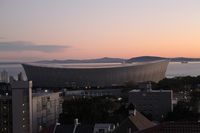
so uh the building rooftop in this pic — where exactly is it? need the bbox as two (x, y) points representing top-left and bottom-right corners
(11, 81), (32, 89)
(94, 123), (115, 129)
(128, 111), (156, 130)
(41, 124), (94, 133)
(136, 121), (200, 133)
(130, 89), (172, 93)
(32, 91), (62, 97)
(113, 111), (155, 133)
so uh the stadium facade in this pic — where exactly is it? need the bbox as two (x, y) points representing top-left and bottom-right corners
(22, 60), (169, 88)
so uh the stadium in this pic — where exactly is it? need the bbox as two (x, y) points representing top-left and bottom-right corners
(22, 60), (169, 88)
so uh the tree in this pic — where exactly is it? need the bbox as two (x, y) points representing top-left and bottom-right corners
(59, 96), (123, 124)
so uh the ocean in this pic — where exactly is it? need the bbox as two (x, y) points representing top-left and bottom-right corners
(166, 62), (200, 78)
(0, 62), (200, 79)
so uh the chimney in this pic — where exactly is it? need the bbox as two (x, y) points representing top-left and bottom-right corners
(128, 103), (136, 116)
(74, 118), (79, 126)
(129, 108), (136, 116)
(73, 118), (80, 133)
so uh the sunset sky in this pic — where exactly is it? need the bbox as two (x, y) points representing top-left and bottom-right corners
(0, 0), (200, 61)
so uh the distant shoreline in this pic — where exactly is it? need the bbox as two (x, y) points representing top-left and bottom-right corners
(0, 62), (22, 65)
(1, 61), (200, 65)
(1, 56), (200, 65)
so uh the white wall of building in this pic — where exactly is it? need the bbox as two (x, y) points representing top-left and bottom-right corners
(32, 92), (63, 133)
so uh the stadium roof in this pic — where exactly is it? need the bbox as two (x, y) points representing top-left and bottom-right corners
(22, 60), (166, 69)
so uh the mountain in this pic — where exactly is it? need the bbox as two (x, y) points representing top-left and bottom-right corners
(127, 56), (200, 63)
(35, 56), (200, 64)
(1, 56), (200, 64)
(170, 57), (200, 62)
(35, 57), (126, 64)
(126, 56), (168, 63)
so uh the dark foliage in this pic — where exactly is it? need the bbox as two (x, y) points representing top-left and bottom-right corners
(154, 76), (200, 92)
(59, 97), (128, 124)
(164, 101), (199, 121)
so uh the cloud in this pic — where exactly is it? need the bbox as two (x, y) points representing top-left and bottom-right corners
(0, 41), (69, 52)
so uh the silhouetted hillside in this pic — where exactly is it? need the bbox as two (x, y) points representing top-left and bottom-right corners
(126, 56), (167, 63)
(35, 57), (126, 64)
(1, 56), (200, 64)
(127, 56), (200, 63)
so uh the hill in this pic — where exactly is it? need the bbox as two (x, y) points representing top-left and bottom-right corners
(35, 57), (126, 64)
(126, 56), (167, 63)
(1, 56), (200, 64)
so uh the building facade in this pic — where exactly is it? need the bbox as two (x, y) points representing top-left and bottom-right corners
(0, 83), (12, 133)
(1, 70), (9, 83)
(65, 89), (122, 98)
(32, 92), (63, 133)
(0, 81), (63, 133)
(129, 89), (173, 121)
(11, 81), (33, 133)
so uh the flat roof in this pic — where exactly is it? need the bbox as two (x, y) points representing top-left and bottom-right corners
(32, 91), (62, 97)
(130, 89), (172, 93)
(22, 60), (167, 69)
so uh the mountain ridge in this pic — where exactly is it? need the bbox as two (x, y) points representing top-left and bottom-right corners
(1, 56), (200, 64)
(34, 56), (200, 63)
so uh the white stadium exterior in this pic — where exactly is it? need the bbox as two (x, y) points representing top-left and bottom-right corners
(22, 60), (169, 88)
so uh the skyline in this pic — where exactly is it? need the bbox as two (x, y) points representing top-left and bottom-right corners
(1, 0), (200, 61)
